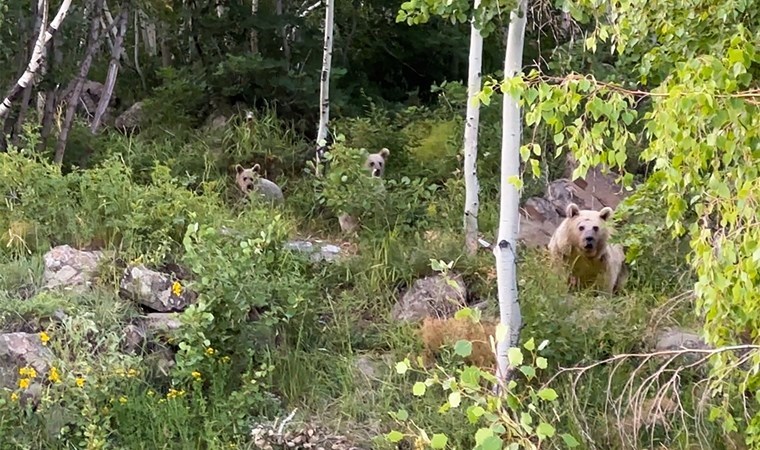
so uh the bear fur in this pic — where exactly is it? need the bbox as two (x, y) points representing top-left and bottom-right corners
(364, 148), (390, 177)
(419, 316), (497, 369)
(234, 164), (284, 205)
(547, 203), (627, 294)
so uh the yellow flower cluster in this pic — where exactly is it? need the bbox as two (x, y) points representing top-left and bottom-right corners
(39, 331), (50, 346)
(17, 366), (37, 389)
(171, 281), (182, 296)
(76, 377), (86, 388)
(191, 371), (202, 381)
(48, 367), (61, 383)
(166, 388), (186, 399)
(205, 347), (215, 356)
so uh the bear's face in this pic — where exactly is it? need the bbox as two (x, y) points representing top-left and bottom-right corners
(364, 148), (390, 177)
(565, 203), (613, 257)
(235, 164), (261, 194)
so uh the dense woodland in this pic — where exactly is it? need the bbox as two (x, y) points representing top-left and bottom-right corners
(0, 0), (759, 448)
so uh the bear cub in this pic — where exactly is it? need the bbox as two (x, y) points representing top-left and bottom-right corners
(235, 164), (284, 205)
(364, 148), (390, 177)
(548, 203), (627, 294)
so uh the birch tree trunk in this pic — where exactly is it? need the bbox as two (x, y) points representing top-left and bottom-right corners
(463, 0), (483, 256)
(91, 3), (129, 134)
(54, 0), (105, 164)
(250, 0), (260, 54)
(494, 0), (528, 385)
(0, 0), (72, 121)
(12, 0), (44, 147)
(315, 0), (334, 177)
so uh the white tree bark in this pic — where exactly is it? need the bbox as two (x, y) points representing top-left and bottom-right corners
(250, 0), (260, 54)
(315, 0), (334, 177)
(463, 0), (483, 256)
(91, 4), (129, 134)
(0, 0), (72, 120)
(494, 0), (528, 385)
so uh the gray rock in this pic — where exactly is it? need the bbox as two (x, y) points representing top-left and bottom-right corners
(285, 239), (345, 263)
(42, 245), (103, 292)
(654, 328), (712, 365)
(119, 265), (196, 312)
(391, 273), (468, 322)
(0, 332), (54, 390)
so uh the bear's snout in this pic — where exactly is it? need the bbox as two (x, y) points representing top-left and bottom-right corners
(371, 169), (380, 177)
(246, 183), (254, 191)
(583, 236), (595, 250)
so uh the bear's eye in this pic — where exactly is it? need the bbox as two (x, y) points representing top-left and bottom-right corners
(579, 225), (585, 231)
(593, 226), (599, 232)
(378, 162), (383, 167)
(369, 161), (375, 167)
(243, 177), (250, 182)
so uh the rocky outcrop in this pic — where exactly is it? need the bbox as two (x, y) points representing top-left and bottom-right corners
(42, 245), (103, 293)
(391, 273), (467, 322)
(119, 265), (197, 312)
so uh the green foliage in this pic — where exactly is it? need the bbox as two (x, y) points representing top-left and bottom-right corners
(388, 308), (575, 450)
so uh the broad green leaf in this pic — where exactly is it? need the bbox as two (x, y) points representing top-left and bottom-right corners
(396, 409), (409, 421)
(537, 387), (558, 401)
(395, 361), (408, 374)
(537, 422), (556, 439)
(454, 340), (473, 357)
(431, 434), (448, 449)
(523, 337), (535, 351)
(536, 357), (548, 369)
(561, 433), (580, 448)
(507, 347), (523, 366)
(413, 382), (426, 396)
(480, 436), (502, 450)
(474, 428), (494, 445)
(519, 365), (535, 379)
(386, 431), (404, 443)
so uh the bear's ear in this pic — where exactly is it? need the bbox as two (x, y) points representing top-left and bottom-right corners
(252, 164), (261, 173)
(379, 148), (390, 159)
(599, 207), (613, 221)
(566, 203), (580, 218)
(235, 164), (244, 174)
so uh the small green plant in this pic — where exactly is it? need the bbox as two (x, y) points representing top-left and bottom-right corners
(387, 315), (579, 450)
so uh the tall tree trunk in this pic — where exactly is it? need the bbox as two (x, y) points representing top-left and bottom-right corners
(54, 0), (105, 165)
(315, 0), (334, 177)
(91, 3), (129, 134)
(463, 0), (483, 256)
(12, 0), (44, 147)
(494, 0), (528, 386)
(0, 0), (72, 121)
(38, 35), (63, 152)
(250, 0), (259, 54)
(276, 0), (290, 68)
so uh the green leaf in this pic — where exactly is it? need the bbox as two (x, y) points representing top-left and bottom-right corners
(448, 391), (462, 408)
(523, 337), (535, 351)
(536, 357), (548, 369)
(386, 431), (404, 443)
(395, 361), (408, 374)
(480, 436), (502, 450)
(561, 433), (580, 448)
(537, 388), (558, 401)
(474, 428), (494, 445)
(431, 434), (448, 449)
(507, 347), (523, 367)
(454, 340), (473, 357)
(537, 423), (556, 439)
(396, 409), (409, 421)
(519, 365), (535, 379)
(413, 382), (426, 396)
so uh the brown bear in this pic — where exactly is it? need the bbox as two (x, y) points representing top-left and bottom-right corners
(364, 148), (390, 177)
(547, 203), (627, 294)
(234, 164), (284, 204)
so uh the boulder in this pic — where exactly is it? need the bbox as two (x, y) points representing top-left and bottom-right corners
(0, 332), (54, 390)
(115, 101), (144, 132)
(42, 245), (103, 293)
(391, 273), (467, 322)
(119, 265), (196, 312)
(285, 239), (345, 263)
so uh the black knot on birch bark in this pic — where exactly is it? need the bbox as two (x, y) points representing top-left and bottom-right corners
(498, 240), (509, 249)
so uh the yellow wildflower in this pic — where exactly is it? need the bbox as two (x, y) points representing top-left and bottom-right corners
(18, 378), (30, 389)
(39, 331), (50, 346)
(48, 367), (61, 383)
(18, 367), (37, 378)
(118, 396), (128, 404)
(167, 388), (186, 399)
(75, 377), (86, 388)
(191, 371), (202, 381)
(147, 390), (156, 397)
(205, 347), (215, 356)
(220, 356), (231, 364)
(127, 368), (139, 378)
(10, 392), (19, 402)
(171, 281), (182, 296)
